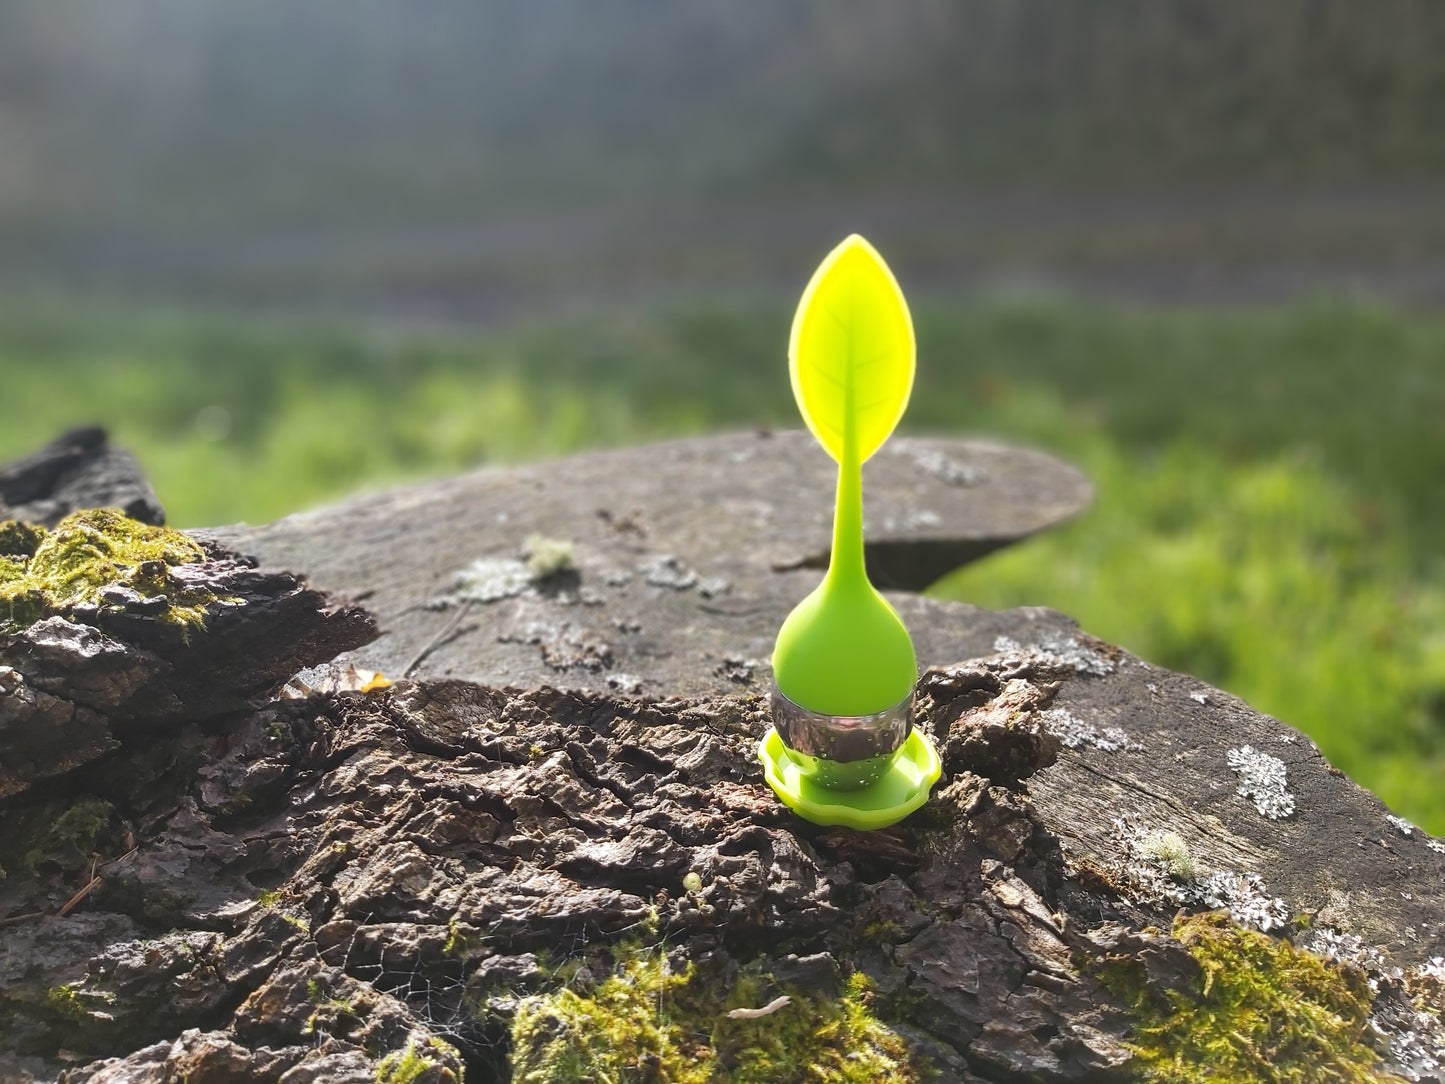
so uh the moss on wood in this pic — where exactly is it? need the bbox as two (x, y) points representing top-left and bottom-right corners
(0, 508), (223, 634)
(510, 946), (919, 1083)
(374, 1037), (461, 1084)
(1098, 911), (1395, 1083)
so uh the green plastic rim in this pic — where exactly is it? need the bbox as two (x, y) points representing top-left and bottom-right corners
(757, 726), (942, 830)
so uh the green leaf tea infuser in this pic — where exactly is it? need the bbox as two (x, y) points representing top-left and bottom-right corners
(758, 234), (942, 830)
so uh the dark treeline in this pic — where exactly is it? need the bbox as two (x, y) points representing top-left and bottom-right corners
(1, 0), (1442, 234)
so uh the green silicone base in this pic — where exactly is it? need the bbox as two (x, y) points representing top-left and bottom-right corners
(757, 727), (941, 830)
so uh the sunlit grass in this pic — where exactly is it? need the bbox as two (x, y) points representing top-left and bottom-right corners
(933, 388), (1445, 827)
(0, 296), (1440, 829)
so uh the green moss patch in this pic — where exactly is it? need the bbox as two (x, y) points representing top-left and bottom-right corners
(45, 980), (116, 1033)
(374, 1037), (461, 1084)
(23, 798), (116, 870)
(0, 508), (221, 634)
(0, 520), (46, 558)
(510, 948), (919, 1083)
(1100, 911), (1394, 1083)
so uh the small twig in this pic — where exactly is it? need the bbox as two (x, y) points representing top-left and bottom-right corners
(0, 846), (139, 928)
(726, 995), (792, 1019)
(57, 876), (102, 917)
(0, 911), (46, 928)
(100, 846), (138, 870)
(404, 598), (475, 678)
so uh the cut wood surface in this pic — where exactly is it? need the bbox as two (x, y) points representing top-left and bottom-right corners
(205, 430), (1093, 697)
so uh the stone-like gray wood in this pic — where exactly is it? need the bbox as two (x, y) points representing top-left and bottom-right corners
(204, 430), (1091, 698)
(0, 428), (165, 528)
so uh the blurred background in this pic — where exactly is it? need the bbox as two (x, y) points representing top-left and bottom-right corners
(1, 1), (1441, 828)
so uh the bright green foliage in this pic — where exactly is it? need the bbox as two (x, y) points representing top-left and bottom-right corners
(0, 508), (220, 634)
(774, 236), (918, 716)
(442, 919), (480, 958)
(511, 952), (711, 1084)
(1100, 912), (1390, 1083)
(510, 950), (918, 1083)
(713, 972), (917, 1083)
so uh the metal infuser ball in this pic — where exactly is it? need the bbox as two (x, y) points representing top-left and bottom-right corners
(769, 681), (913, 790)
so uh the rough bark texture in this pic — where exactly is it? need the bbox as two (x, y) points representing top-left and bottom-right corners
(1, 431), (1441, 1083)
(0, 429), (165, 529)
(0, 542), (378, 802)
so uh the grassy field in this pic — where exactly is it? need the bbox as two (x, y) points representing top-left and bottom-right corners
(0, 298), (1440, 830)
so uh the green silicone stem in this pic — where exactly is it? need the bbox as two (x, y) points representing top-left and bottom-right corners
(827, 449), (866, 594)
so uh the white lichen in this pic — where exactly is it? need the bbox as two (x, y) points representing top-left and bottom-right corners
(904, 508), (942, 529)
(1299, 938), (1445, 1081)
(1305, 928), (1389, 971)
(1042, 708), (1135, 752)
(1105, 816), (1289, 932)
(880, 508), (944, 531)
(715, 655), (759, 684)
(433, 540), (581, 608)
(892, 441), (989, 487)
(638, 554), (698, 590)
(450, 557), (534, 603)
(1382, 1023), (1445, 1084)
(1188, 690), (1210, 705)
(1428, 839), (1445, 855)
(1226, 744), (1296, 819)
(1196, 870), (1291, 932)
(1386, 814), (1416, 837)
(697, 576), (731, 598)
(1370, 972), (1445, 1083)
(994, 631), (1116, 676)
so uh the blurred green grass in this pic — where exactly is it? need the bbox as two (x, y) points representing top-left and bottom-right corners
(0, 297), (1440, 830)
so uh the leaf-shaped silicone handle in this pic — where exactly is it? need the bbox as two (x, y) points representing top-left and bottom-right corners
(789, 234), (915, 466)
(772, 235), (918, 717)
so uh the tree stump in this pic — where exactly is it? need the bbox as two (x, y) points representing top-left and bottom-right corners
(1, 431), (1441, 1083)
